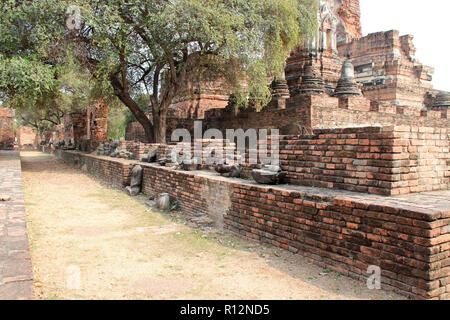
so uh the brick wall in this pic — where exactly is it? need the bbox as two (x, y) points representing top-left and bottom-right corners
(142, 166), (232, 228)
(227, 184), (450, 300)
(0, 107), (15, 150)
(204, 95), (449, 133)
(205, 101), (313, 134)
(125, 122), (149, 142)
(126, 94), (449, 144)
(133, 125), (449, 196)
(54, 149), (450, 300)
(117, 141), (158, 160)
(18, 126), (38, 149)
(338, 30), (434, 109)
(207, 126), (449, 196)
(56, 150), (134, 187)
(311, 99), (448, 129)
(274, 126), (449, 196)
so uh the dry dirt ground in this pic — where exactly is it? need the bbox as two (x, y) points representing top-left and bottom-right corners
(20, 151), (404, 300)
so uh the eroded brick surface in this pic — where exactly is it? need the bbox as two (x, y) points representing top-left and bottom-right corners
(0, 151), (34, 300)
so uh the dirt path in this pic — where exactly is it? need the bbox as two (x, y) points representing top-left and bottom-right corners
(20, 151), (403, 300)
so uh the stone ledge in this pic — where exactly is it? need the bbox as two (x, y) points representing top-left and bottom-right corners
(0, 151), (35, 300)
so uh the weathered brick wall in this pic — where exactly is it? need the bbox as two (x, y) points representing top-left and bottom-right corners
(126, 94), (448, 144)
(142, 166), (232, 228)
(18, 126), (38, 149)
(275, 126), (449, 196)
(0, 107), (15, 150)
(338, 30), (434, 109)
(204, 95), (449, 133)
(70, 99), (108, 144)
(56, 150), (134, 187)
(125, 122), (149, 142)
(214, 126), (449, 196)
(338, 0), (362, 40)
(128, 125), (449, 196)
(117, 141), (157, 161)
(204, 101), (313, 134)
(227, 184), (450, 300)
(54, 149), (450, 300)
(312, 100), (448, 129)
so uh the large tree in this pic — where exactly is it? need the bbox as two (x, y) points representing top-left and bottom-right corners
(9, 52), (98, 133)
(70, 0), (318, 143)
(0, 0), (318, 143)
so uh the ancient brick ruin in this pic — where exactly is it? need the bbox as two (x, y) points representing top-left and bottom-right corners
(39, 99), (109, 152)
(0, 107), (15, 150)
(125, 1), (448, 143)
(41, 0), (450, 300)
(17, 126), (39, 150)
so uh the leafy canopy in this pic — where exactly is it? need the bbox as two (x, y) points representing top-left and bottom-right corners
(78, 0), (318, 108)
(0, 0), (318, 141)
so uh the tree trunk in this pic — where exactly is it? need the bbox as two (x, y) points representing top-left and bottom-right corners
(110, 74), (155, 143)
(152, 108), (168, 144)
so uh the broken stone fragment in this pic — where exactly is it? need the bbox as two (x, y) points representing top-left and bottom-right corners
(126, 165), (143, 196)
(147, 150), (157, 163)
(156, 193), (170, 211)
(141, 149), (157, 163)
(181, 159), (199, 171)
(215, 164), (242, 178)
(145, 200), (156, 207)
(251, 165), (287, 185)
(126, 186), (140, 197)
(157, 157), (169, 166)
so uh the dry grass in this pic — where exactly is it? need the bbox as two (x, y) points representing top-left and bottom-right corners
(21, 151), (405, 300)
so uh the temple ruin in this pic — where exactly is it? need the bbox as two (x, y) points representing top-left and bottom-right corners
(121, 0), (447, 141)
(37, 0), (450, 300)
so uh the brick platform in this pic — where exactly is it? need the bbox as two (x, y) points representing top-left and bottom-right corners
(0, 151), (34, 300)
(55, 150), (450, 300)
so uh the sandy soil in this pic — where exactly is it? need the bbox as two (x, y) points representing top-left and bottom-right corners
(20, 151), (404, 300)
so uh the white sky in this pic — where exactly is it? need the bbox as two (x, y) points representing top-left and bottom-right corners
(360, 0), (449, 91)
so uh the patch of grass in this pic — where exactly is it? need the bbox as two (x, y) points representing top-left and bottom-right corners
(322, 268), (331, 274)
(216, 251), (229, 262)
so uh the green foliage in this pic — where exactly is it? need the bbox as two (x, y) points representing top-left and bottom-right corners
(0, 0), (68, 99)
(107, 99), (127, 140)
(124, 94), (152, 125)
(0, 0), (318, 141)
(0, 55), (57, 105)
(8, 50), (100, 132)
(80, 0), (317, 109)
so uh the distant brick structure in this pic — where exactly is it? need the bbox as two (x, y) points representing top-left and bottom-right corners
(126, 0), (448, 143)
(0, 107), (15, 150)
(71, 100), (108, 143)
(18, 126), (39, 150)
(339, 30), (435, 109)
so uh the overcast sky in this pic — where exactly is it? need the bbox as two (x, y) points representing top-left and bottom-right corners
(360, 0), (449, 91)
